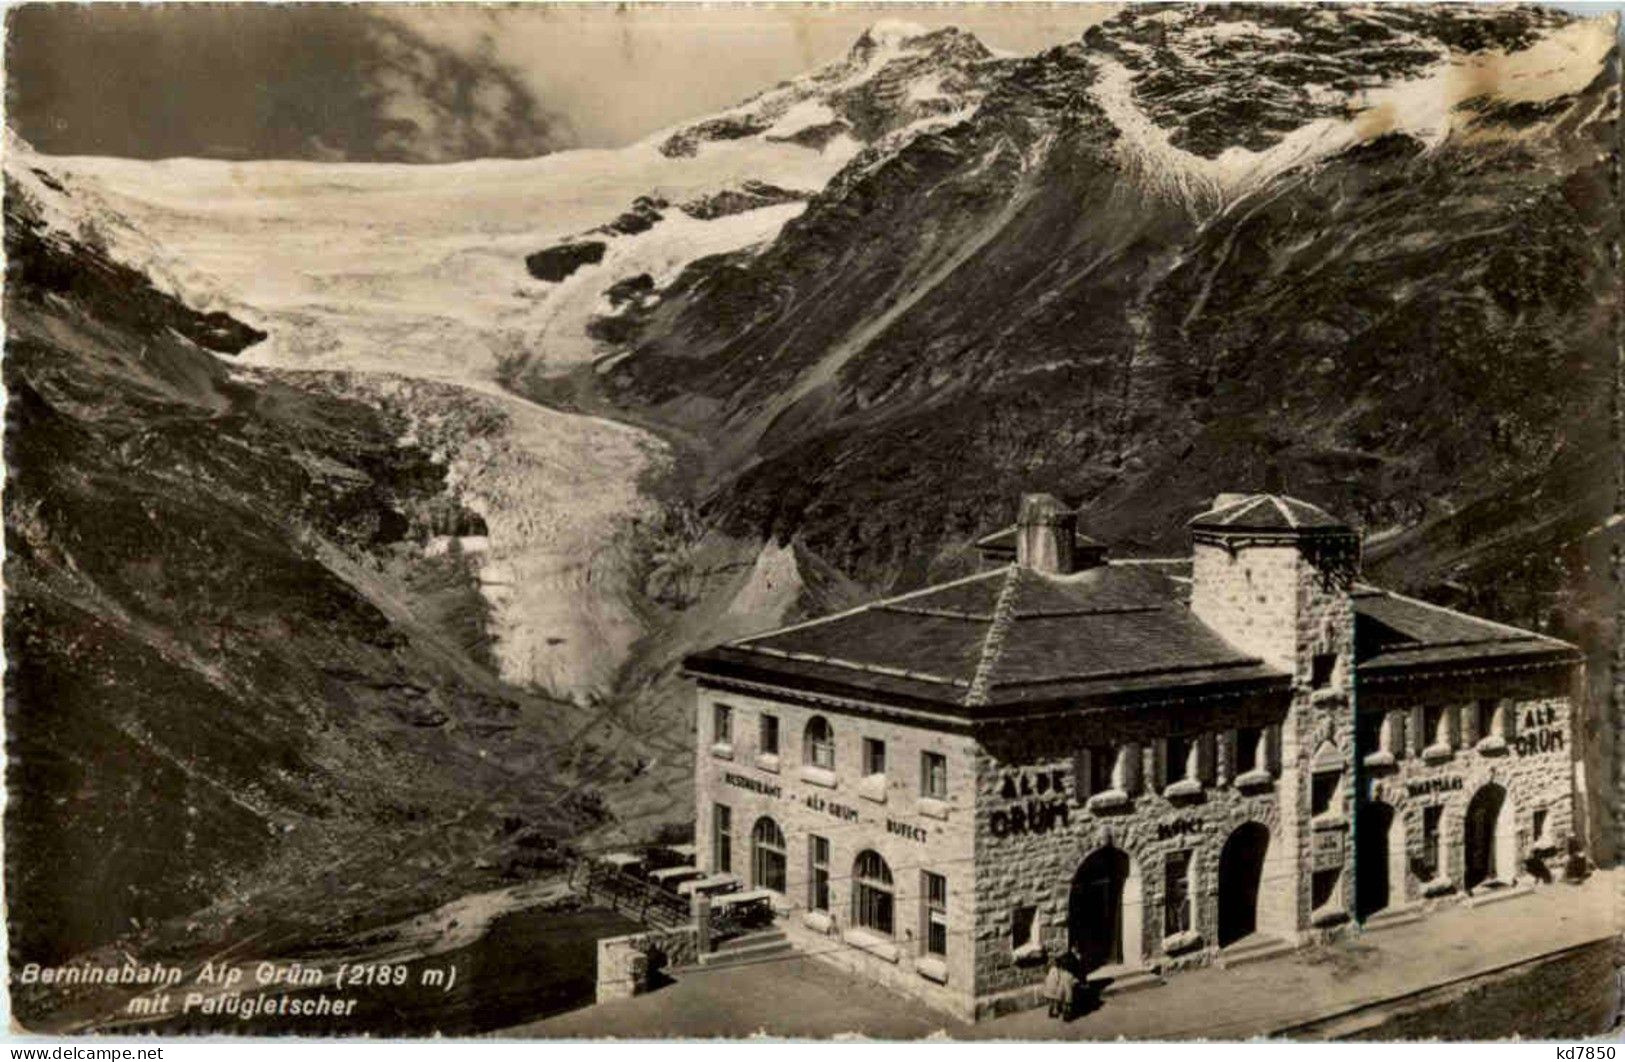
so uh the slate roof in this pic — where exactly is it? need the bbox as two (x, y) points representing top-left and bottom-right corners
(686, 564), (1286, 717)
(684, 557), (1580, 721)
(1189, 493), (1351, 534)
(1352, 587), (1579, 676)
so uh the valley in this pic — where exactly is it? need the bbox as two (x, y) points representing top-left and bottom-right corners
(5, 4), (1618, 1034)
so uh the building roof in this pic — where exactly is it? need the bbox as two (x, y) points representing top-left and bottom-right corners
(684, 559), (1580, 722)
(1188, 493), (1351, 534)
(1351, 587), (1579, 676)
(687, 564), (1285, 718)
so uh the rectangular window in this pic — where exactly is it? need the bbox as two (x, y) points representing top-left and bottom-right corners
(808, 834), (830, 912)
(863, 737), (887, 776)
(922, 871), (948, 958)
(713, 803), (732, 874)
(1165, 735), (1191, 785)
(1311, 771), (1340, 818)
(759, 713), (779, 756)
(713, 703), (733, 746)
(1235, 727), (1262, 776)
(1084, 745), (1115, 797)
(1533, 808), (1550, 844)
(1312, 868), (1340, 910)
(1311, 652), (1337, 689)
(1164, 851), (1192, 936)
(1420, 805), (1443, 879)
(921, 751), (948, 800)
(1011, 905), (1037, 951)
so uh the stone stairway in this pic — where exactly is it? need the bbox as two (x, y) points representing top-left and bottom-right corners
(678, 927), (795, 972)
(1086, 963), (1165, 996)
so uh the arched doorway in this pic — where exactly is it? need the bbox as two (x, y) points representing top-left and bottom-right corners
(1356, 803), (1395, 920)
(1464, 783), (1511, 890)
(1218, 823), (1269, 946)
(1069, 847), (1136, 973)
(751, 817), (786, 894)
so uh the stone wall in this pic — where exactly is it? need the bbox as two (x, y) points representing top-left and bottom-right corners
(1356, 669), (1576, 910)
(692, 682), (980, 1019)
(595, 926), (699, 1004)
(1192, 538), (1359, 937)
(970, 690), (1292, 1016)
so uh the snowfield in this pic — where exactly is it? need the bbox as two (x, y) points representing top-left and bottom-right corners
(21, 123), (859, 702)
(44, 136), (855, 382)
(18, 22), (995, 701)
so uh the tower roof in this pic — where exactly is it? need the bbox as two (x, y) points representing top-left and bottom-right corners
(1188, 493), (1351, 535)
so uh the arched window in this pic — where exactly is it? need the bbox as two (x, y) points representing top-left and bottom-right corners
(852, 849), (894, 936)
(751, 817), (787, 894)
(804, 716), (835, 770)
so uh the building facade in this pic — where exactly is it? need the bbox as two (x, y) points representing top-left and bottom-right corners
(684, 493), (1582, 1021)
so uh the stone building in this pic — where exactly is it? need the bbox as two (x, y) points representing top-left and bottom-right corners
(682, 492), (1582, 1021)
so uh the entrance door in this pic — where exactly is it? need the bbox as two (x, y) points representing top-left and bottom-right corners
(1069, 847), (1129, 972)
(1464, 784), (1507, 890)
(1356, 803), (1394, 921)
(1218, 822), (1269, 946)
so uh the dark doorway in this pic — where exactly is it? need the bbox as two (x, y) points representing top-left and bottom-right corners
(1069, 847), (1128, 973)
(1356, 802), (1394, 920)
(1465, 783), (1507, 890)
(1217, 822), (1269, 947)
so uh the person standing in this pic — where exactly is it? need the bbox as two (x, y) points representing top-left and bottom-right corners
(1043, 956), (1066, 1019)
(1058, 947), (1082, 1021)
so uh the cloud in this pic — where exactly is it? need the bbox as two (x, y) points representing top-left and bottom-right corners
(6, 4), (573, 162)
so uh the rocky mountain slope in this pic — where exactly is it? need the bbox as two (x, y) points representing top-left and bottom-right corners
(594, 6), (1614, 605)
(29, 20), (1012, 714)
(2, 166), (619, 1002)
(586, 5), (1618, 851)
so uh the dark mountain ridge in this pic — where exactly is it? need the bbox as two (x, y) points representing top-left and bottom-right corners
(3, 174), (605, 1007)
(590, 5), (1614, 599)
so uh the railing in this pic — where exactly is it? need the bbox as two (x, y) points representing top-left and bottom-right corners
(575, 860), (694, 930)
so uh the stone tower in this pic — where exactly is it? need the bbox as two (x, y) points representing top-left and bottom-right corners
(1187, 493), (1362, 937)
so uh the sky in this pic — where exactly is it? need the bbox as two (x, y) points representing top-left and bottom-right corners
(5, 3), (1111, 162)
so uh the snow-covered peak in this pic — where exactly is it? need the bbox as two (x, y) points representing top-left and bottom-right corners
(1084, 4), (1611, 211)
(849, 19), (932, 58)
(652, 22), (1002, 160)
(857, 19), (930, 45)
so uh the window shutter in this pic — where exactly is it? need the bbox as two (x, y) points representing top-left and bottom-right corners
(1197, 733), (1216, 786)
(1461, 702), (1480, 746)
(1152, 739), (1167, 791)
(1447, 704), (1461, 749)
(1073, 751), (1091, 804)
(1265, 724), (1281, 775)
(1501, 701), (1516, 740)
(1388, 711), (1406, 759)
(1410, 705), (1426, 756)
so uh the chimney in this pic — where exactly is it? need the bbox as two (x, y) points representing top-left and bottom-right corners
(1016, 493), (1076, 575)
